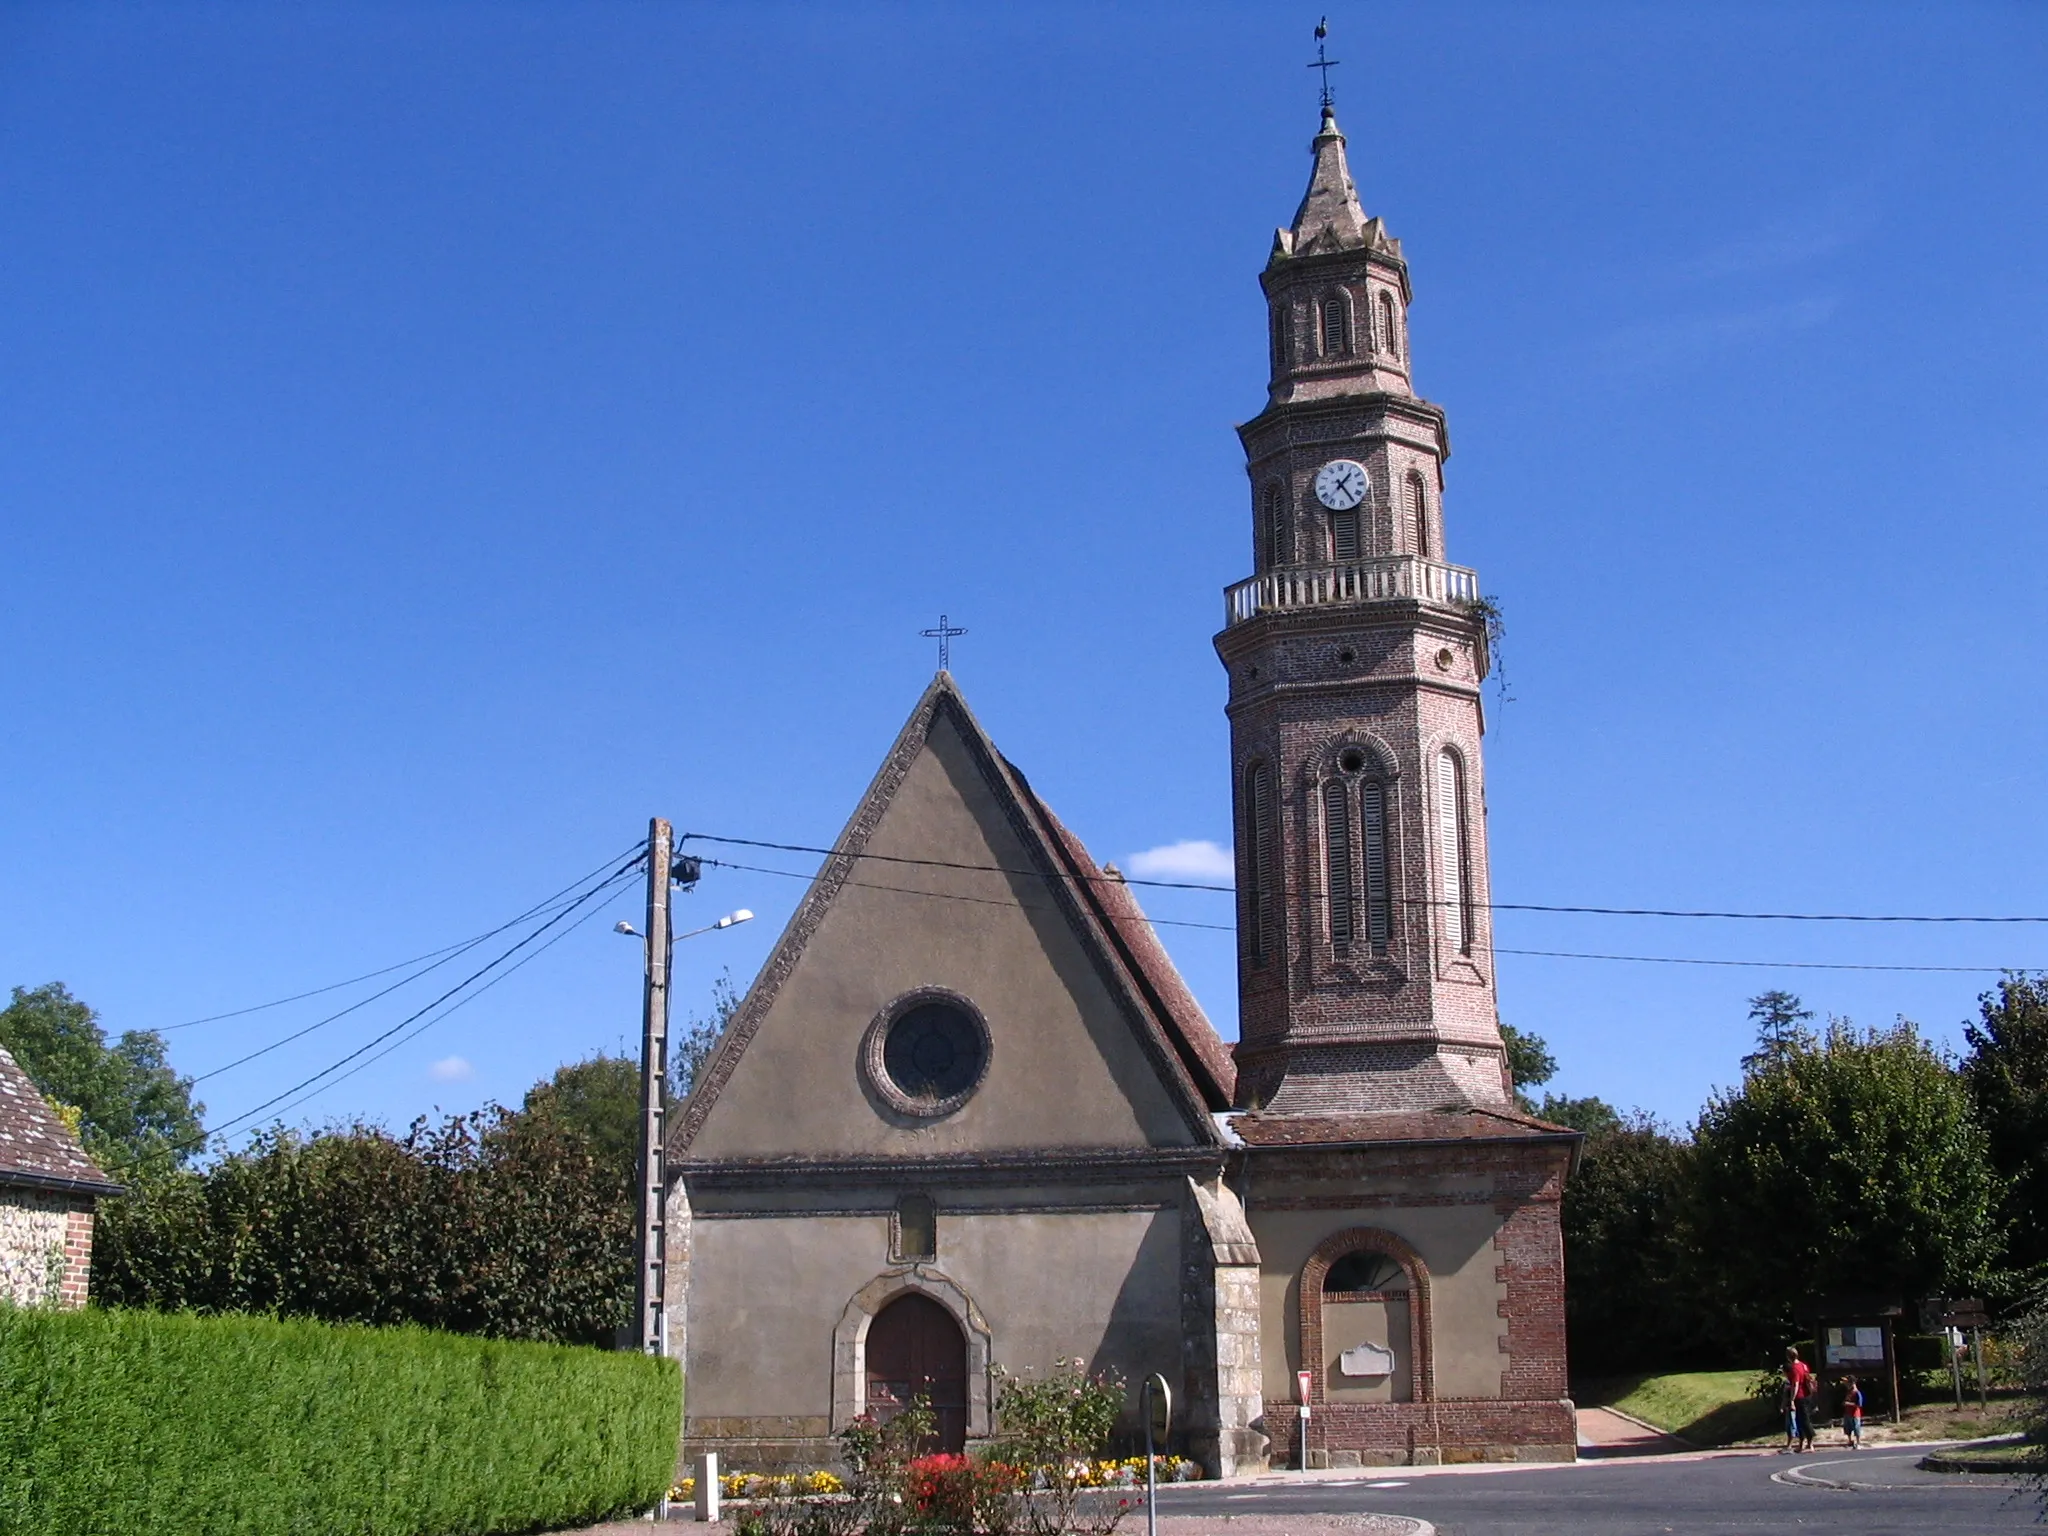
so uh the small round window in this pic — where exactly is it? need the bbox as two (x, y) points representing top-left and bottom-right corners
(864, 991), (991, 1118)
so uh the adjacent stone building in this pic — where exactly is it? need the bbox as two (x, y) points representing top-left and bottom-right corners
(0, 1043), (120, 1309)
(669, 104), (1579, 1475)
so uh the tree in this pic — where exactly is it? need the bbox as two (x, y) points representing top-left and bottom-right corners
(1741, 989), (1817, 1073)
(520, 1054), (640, 1186)
(1686, 1018), (2002, 1358)
(0, 982), (203, 1170)
(1499, 1021), (1558, 1109)
(1960, 972), (2048, 1286)
(1536, 1093), (1624, 1137)
(1560, 1115), (1702, 1373)
(669, 968), (741, 1102)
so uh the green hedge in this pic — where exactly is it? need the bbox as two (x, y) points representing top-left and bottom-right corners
(0, 1305), (680, 1535)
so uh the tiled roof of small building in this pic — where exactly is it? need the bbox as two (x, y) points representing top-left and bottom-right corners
(0, 1044), (122, 1195)
(1223, 1103), (1581, 1148)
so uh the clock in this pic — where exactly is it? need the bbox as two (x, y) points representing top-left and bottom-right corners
(1314, 459), (1369, 511)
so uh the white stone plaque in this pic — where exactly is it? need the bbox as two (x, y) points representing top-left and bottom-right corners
(1339, 1342), (1396, 1378)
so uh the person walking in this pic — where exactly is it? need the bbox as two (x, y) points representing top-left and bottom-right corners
(1840, 1376), (1864, 1449)
(1786, 1346), (1817, 1453)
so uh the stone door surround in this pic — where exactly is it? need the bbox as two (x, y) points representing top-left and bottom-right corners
(833, 1267), (994, 1440)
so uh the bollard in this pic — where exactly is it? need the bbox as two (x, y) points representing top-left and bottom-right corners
(695, 1452), (721, 1523)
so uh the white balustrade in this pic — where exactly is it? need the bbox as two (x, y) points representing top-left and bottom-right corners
(1223, 556), (1480, 626)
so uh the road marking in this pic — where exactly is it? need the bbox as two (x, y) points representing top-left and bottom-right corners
(1366, 1480), (1409, 1488)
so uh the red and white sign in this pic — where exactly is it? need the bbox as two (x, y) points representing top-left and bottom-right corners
(1296, 1369), (1313, 1405)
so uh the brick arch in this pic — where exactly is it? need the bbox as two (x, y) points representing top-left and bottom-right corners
(1298, 1227), (1434, 1404)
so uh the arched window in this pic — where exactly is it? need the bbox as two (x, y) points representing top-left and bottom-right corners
(1330, 507), (1361, 562)
(1269, 303), (1290, 373)
(1362, 780), (1391, 955)
(1405, 473), (1430, 558)
(1323, 779), (1355, 949)
(1245, 762), (1277, 966)
(1436, 750), (1472, 954)
(893, 1193), (937, 1262)
(1262, 483), (1289, 569)
(1320, 293), (1351, 358)
(1377, 291), (1400, 358)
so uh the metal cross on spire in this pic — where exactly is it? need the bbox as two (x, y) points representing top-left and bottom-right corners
(1307, 16), (1341, 110)
(920, 613), (967, 672)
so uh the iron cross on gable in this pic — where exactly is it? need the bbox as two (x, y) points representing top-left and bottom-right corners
(920, 613), (967, 672)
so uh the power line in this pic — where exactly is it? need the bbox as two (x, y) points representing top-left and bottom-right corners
(683, 831), (2048, 924)
(103, 856), (646, 1179)
(251, 894), (633, 1130)
(155, 841), (648, 1032)
(700, 857), (1236, 932)
(703, 857), (2037, 972)
(1494, 948), (2035, 975)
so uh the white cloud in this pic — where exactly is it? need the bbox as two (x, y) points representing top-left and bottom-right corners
(429, 1055), (475, 1083)
(1593, 295), (1839, 373)
(1124, 840), (1235, 882)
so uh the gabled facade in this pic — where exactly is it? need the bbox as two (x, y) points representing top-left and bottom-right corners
(671, 676), (1261, 1473)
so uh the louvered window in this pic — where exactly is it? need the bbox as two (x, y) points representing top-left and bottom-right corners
(1363, 780), (1391, 954)
(1246, 762), (1277, 966)
(1406, 473), (1430, 558)
(1378, 291), (1400, 357)
(1270, 304), (1290, 373)
(1436, 751), (1471, 954)
(1321, 294), (1350, 357)
(1263, 484), (1289, 569)
(1323, 779), (1355, 948)
(1331, 508), (1361, 562)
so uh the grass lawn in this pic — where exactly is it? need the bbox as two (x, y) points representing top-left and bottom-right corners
(1574, 1371), (1778, 1446)
(1928, 1439), (2044, 1468)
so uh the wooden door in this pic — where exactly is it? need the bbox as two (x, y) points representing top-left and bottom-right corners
(865, 1293), (968, 1453)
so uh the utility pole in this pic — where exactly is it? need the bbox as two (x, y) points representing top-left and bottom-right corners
(634, 817), (674, 1357)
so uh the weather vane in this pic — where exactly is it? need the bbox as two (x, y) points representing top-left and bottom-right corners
(920, 613), (967, 672)
(1308, 17), (1340, 110)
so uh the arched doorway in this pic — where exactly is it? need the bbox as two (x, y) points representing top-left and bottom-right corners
(865, 1292), (968, 1452)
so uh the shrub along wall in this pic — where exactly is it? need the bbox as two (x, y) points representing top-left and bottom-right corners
(0, 1305), (680, 1536)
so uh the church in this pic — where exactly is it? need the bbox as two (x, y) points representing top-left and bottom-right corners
(667, 102), (1580, 1475)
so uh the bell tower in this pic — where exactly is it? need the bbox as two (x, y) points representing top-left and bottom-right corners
(1217, 105), (1510, 1116)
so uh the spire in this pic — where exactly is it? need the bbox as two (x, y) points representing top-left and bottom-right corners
(1284, 107), (1370, 256)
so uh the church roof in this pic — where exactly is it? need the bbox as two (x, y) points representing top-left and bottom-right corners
(1009, 783), (1237, 1111)
(0, 1043), (121, 1196)
(1221, 1102), (1582, 1149)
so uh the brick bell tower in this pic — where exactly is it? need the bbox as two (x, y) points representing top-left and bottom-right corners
(1217, 104), (1511, 1117)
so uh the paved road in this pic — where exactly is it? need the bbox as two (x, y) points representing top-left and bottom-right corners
(1152, 1449), (2039, 1535)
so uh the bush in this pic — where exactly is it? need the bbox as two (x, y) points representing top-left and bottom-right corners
(93, 1110), (634, 1347)
(0, 1304), (679, 1536)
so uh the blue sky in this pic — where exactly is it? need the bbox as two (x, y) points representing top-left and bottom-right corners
(2, 3), (2044, 1142)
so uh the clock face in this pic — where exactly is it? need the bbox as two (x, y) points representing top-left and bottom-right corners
(1314, 459), (1369, 511)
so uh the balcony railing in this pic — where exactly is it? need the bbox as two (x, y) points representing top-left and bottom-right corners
(1223, 556), (1481, 627)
